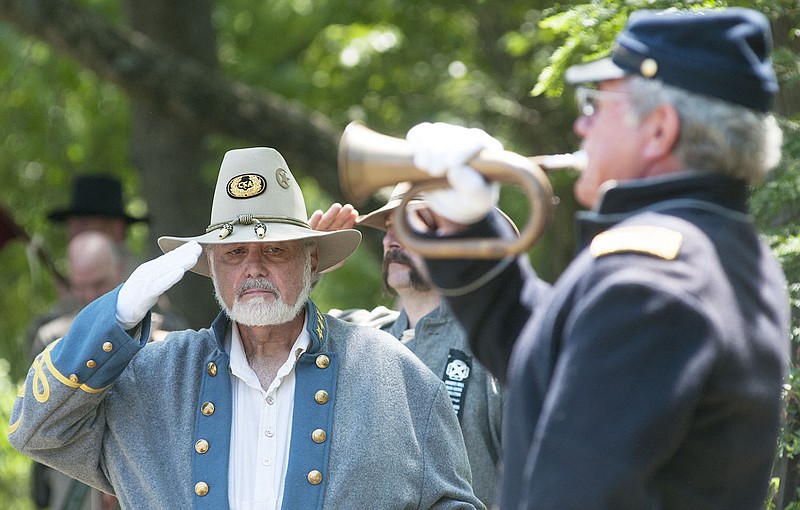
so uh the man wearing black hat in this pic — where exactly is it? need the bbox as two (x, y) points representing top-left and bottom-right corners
(399, 7), (789, 509)
(28, 174), (175, 360)
(26, 175), (162, 510)
(48, 174), (148, 244)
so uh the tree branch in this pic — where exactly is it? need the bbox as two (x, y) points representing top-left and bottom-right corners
(0, 0), (345, 196)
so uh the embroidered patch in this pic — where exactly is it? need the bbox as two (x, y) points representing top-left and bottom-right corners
(227, 174), (267, 198)
(443, 349), (472, 422)
(314, 307), (325, 341)
(590, 226), (682, 260)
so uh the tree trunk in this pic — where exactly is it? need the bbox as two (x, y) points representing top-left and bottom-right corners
(772, 14), (800, 119)
(122, 0), (219, 327)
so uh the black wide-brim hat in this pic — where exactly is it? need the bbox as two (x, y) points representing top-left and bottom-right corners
(48, 175), (149, 224)
(565, 7), (778, 113)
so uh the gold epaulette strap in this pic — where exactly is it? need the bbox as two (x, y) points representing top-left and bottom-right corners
(590, 226), (682, 260)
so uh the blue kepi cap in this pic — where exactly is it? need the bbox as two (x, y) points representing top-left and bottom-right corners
(565, 8), (778, 112)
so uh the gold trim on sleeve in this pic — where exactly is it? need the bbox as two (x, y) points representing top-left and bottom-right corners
(33, 342), (112, 397)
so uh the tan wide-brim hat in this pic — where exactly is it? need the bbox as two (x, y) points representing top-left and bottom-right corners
(356, 182), (520, 235)
(158, 147), (361, 277)
(356, 182), (424, 230)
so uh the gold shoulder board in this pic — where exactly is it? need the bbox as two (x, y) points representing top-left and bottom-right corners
(590, 226), (682, 260)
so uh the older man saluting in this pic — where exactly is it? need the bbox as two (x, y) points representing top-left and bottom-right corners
(9, 147), (480, 510)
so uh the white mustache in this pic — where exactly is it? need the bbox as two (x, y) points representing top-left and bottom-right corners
(237, 278), (280, 299)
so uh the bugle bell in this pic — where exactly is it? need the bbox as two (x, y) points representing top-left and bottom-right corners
(337, 121), (570, 259)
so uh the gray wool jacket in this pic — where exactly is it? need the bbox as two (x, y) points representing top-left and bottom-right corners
(9, 287), (481, 510)
(384, 305), (502, 509)
(331, 304), (503, 509)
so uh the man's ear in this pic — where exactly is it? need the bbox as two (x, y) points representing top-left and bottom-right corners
(642, 104), (680, 161)
(311, 244), (320, 273)
(205, 248), (216, 278)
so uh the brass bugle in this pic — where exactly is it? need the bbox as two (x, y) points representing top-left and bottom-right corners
(337, 121), (572, 259)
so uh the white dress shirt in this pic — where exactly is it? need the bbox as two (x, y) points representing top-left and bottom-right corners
(226, 315), (311, 510)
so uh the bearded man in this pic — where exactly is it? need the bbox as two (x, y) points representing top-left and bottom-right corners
(10, 148), (481, 510)
(314, 183), (505, 509)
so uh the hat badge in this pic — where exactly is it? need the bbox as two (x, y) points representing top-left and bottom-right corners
(275, 168), (291, 189)
(227, 174), (266, 199)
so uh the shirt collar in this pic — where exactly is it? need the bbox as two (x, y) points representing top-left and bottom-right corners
(592, 171), (750, 216)
(227, 312), (312, 387)
(574, 172), (751, 250)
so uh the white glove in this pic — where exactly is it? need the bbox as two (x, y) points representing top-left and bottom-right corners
(406, 122), (501, 224)
(116, 241), (202, 330)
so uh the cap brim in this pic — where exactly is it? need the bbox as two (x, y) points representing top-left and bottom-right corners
(357, 200), (521, 237)
(356, 198), (426, 231)
(158, 226), (361, 277)
(565, 57), (627, 84)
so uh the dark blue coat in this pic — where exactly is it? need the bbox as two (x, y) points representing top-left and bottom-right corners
(427, 173), (790, 510)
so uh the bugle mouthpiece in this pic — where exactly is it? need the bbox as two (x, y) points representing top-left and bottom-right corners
(533, 150), (588, 171)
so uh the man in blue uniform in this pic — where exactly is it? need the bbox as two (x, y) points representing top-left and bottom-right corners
(10, 147), (481, 509)
(402, 7), (790, 510)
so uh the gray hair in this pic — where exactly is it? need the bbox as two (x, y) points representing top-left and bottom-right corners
(624, 76), (783, 184)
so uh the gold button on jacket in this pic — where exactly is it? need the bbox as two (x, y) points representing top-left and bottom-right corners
(194, 481), (209, 496)
(201, 402), (215, 416)
(311, 429), (327, 444)
(307, 470), (323, 485)
(195, 439), (209, 454)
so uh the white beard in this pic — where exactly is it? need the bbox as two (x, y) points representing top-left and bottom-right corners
(211, 253), (313, 327)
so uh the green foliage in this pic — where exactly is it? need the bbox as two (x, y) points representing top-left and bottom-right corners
(758, 120), (800, 510)
(212, 0), (572, 152)
(0, 24), (138, 381)
(0, 360), (35, 510)
(0, 0), (799, 506)
(528, 0), (726, 98)
(208, 0), (583, 294)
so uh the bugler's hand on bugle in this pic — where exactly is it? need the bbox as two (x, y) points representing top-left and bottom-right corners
(337, 121), (564, 258)
(405, 122), (502, 225)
